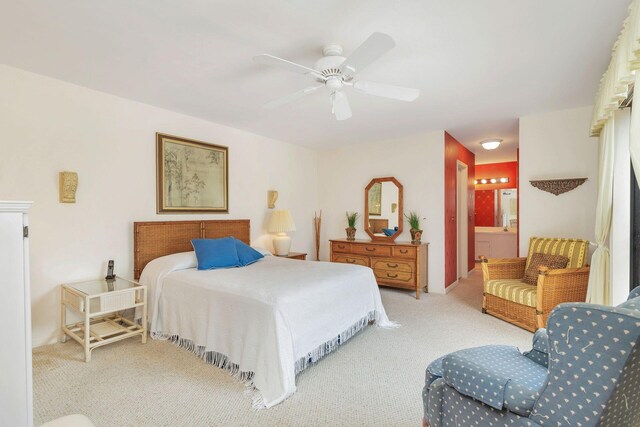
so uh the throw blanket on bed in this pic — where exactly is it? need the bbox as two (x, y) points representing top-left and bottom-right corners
(139, 252), (396, 408)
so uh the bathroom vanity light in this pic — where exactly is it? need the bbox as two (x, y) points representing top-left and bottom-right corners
(474, 177), (510, 185)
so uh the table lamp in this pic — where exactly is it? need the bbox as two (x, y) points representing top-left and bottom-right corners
(268, 209), (296, 256)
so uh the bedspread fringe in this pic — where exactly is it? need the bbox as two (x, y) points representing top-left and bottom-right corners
(151, 310), (387, 409)
(294, 310), (378, 375)
(152, 332), (256, 382)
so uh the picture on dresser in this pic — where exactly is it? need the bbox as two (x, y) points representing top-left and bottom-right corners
(368, 182), (382, 216)
(156, 133), (228, 213)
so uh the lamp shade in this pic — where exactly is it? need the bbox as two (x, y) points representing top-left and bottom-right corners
(267, 209), (296, 233)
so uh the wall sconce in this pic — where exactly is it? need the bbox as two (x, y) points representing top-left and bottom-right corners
(59, 171), (78, 203)
(267, 190), (278, 209)
(474, 177), (509, 185)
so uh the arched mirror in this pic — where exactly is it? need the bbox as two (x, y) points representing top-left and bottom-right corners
(364, 177), (403, 241)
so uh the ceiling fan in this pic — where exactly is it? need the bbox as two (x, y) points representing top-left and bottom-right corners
(253, 32), (420, 121)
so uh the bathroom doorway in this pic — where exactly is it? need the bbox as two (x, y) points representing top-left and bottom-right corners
(474, 187), (518, 259)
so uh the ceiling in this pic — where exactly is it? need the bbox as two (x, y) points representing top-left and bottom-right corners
(0, 1), (630, 156)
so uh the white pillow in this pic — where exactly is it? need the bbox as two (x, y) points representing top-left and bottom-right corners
(251, 246), (272, 256)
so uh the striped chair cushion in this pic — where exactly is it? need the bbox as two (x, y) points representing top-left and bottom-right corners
(485, 279), (537, 307)
(526, 237), (589, 269)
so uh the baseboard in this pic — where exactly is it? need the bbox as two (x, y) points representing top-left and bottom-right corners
(445, 280), (460, 293)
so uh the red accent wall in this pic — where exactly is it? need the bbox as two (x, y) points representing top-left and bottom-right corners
(475, 190), (495, 226)
(444, 132), (475, 288)
(474, 161), (518, 191)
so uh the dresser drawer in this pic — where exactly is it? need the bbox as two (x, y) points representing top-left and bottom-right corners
(351, 244), (392, 257)
(332, 254), (369, 267)
(373, 269), (415, 287)
(392, 246), (417, 259)
(332, 242), (351, 253)
(371, 258), (415, 273)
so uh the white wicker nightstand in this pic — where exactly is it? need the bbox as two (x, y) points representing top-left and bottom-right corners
(61, 277), (147, 362)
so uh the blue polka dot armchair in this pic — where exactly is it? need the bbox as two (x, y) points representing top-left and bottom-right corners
(422, 287), (640, 427)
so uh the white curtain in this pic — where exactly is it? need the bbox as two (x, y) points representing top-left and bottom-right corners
(588, 0), (640, 304)
(586, 120), (615, 305)
(591, 0), (640, 143)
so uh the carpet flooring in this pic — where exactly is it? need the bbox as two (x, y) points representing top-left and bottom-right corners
(33, 268), (532, 427)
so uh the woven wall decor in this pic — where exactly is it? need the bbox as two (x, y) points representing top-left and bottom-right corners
(529, 178), (587, 196)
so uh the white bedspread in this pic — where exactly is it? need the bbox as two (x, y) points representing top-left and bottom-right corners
(139, 253), (395, 408)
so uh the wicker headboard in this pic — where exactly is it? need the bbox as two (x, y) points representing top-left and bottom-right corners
(133, 220), (250, 279)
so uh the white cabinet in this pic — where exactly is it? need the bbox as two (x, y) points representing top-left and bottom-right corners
(0, 201), (33, 427)
(475, 227), (518, 259)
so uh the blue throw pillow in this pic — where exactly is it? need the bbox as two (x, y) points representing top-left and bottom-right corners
(234, 238), (264, 266)
(191, 238), (241, 270)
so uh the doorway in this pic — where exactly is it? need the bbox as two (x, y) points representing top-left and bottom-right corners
(457, 161), (469, 280)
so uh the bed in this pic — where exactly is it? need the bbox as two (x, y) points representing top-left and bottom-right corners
(134, 220), (396, 408)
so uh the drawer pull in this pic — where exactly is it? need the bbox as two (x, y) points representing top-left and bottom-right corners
(386, 263), (399, 268)
(400, 249), (409, 254)
(365, 247), (376, 252)
(338, 245), (346, 249)
(386, 273), (398, 278)
(346, 258), (356, 263)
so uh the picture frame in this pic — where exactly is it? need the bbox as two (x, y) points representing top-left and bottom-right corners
(368, 182), (382, 216)
(156, 133), (228, 213)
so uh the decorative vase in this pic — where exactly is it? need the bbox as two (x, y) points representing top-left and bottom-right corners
(410, 229), (423, 244)
(346, 227), (356, 241)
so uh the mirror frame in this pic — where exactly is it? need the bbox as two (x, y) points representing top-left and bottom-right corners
(364, 176), (404, 241)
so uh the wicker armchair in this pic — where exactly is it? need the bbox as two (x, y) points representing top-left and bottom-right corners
(480, 237), (590, 332)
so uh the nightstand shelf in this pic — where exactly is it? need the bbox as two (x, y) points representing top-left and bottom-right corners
(61, 277), (147, 362)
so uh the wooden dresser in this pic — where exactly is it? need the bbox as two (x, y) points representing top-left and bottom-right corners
(329, 239), (428, 299)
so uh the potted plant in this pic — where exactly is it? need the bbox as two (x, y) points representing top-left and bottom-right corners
(345, 211), (360, 241)
(404, 211), (425, 244)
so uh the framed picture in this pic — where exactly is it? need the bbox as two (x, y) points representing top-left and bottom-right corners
(156, 133), (228, 213)
(368, 182), (382, 216)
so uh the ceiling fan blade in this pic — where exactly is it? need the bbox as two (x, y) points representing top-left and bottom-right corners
(253, 54), (321, 78)
(339, 32), (395, 77)
(353, 80), (420, 101)
(331, 91), (352, 121)
(263, 85), (322, 109)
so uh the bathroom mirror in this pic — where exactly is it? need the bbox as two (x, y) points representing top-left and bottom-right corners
(475, 188), (518, 228)
(364, 177), (403, 241)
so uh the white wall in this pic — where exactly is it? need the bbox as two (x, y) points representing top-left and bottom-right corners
(0, 65), (319, 347)
(317, 132), (446, 293)
(519, 106), (598, 254)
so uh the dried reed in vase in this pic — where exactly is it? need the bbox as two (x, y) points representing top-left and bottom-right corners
(314, 210), (322, 261)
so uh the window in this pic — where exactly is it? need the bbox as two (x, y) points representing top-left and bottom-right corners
(630, 99), (639, 292)
(631, 161), (640, 291)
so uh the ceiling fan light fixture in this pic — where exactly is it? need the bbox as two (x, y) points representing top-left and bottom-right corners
(326, 77), (343, 91)
(480, 139), (502, 150)
(255, 32), (419, 120)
